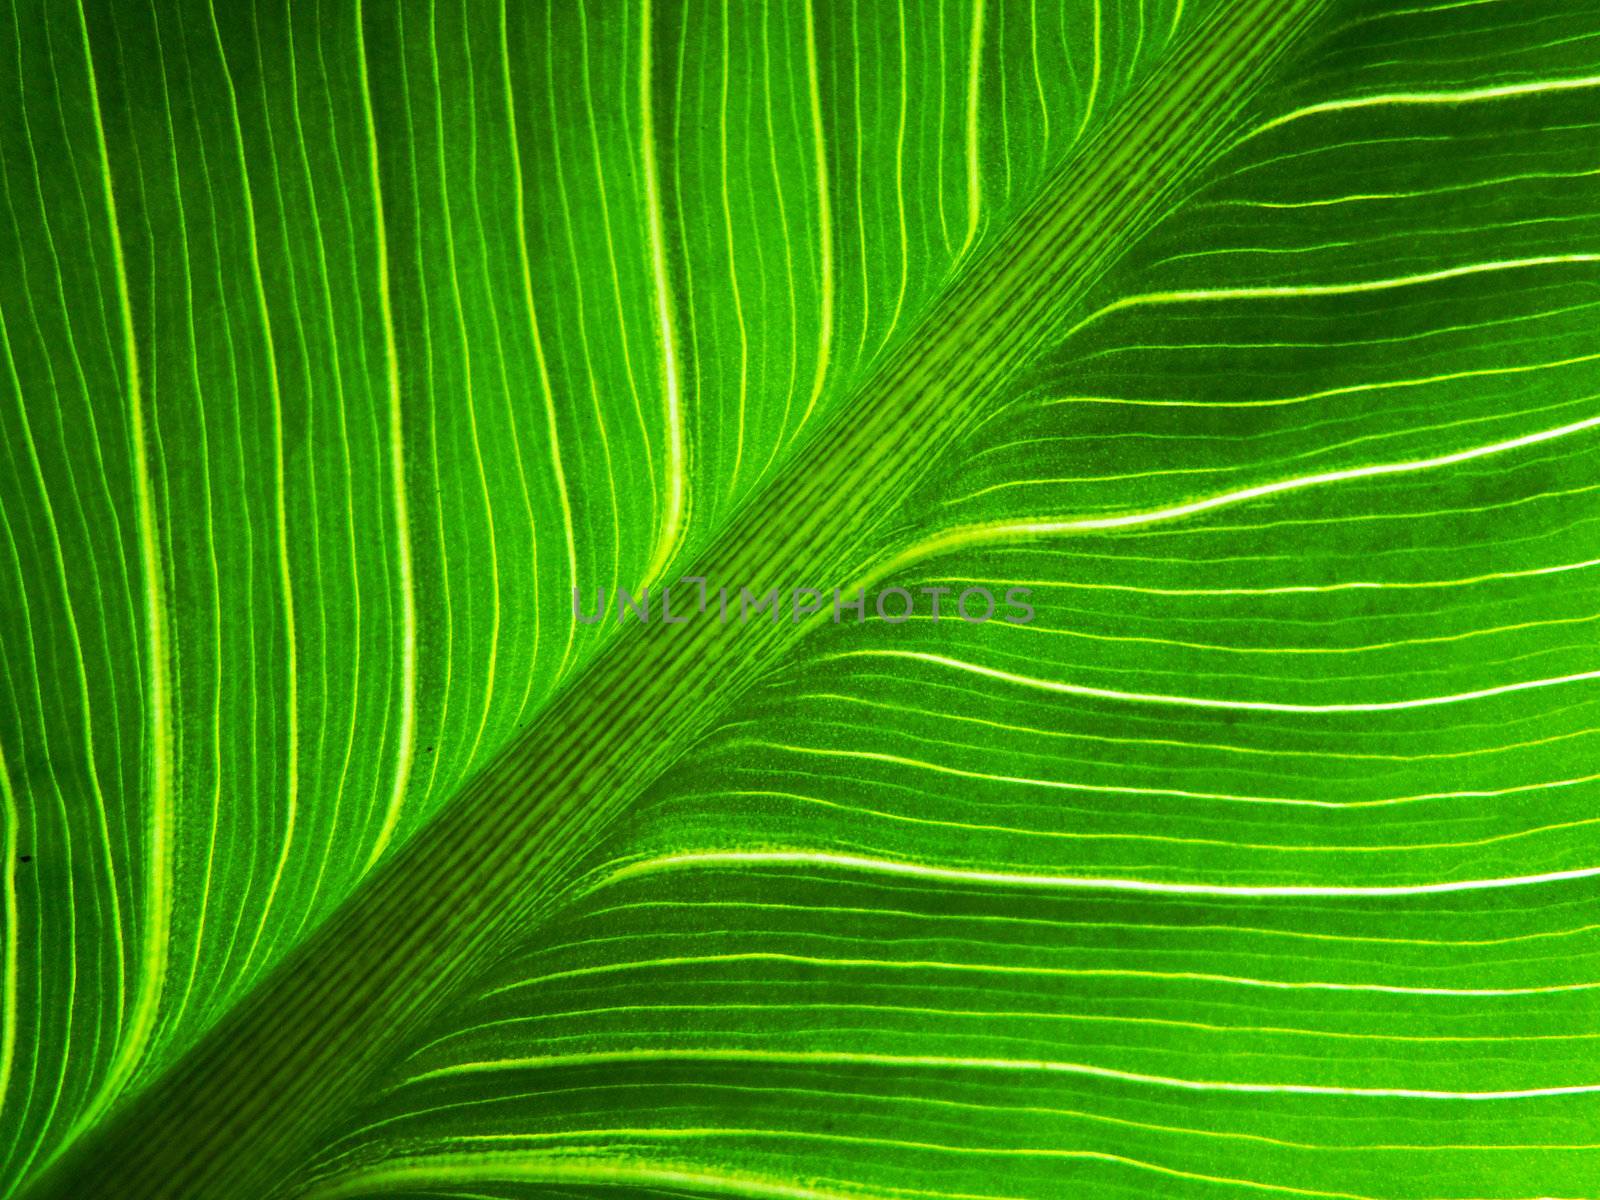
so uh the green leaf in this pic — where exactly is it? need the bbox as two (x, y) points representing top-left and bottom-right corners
(3, 0), (1598, 1197)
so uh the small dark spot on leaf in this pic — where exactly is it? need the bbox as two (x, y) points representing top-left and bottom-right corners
(17, 855), (31, 864)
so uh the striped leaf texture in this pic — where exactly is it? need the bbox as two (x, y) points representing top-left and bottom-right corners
(2, 0), (1598, 1197)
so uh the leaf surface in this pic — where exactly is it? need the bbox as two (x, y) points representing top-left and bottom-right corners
(2, 1), (1597, 1197)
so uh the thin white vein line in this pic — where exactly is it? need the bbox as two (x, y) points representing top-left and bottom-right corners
(302, 1155), (929, 1200)
(881, 412), (1600, 567)
(427, 1004), (1600, 1049)
(640, 0), (687, 584)
(836, 649), (1600, 714)
(430, 0), (501, 773)
(1029, 0), (1048, 150)
(358, 0), (417, 868)
(722, 739), (1600, 810)
(293, 1144), (1434, 1200)
(796, 0), (834, 431)
(148, 1), (226, 1026)
(888, 0), (908, 343)
(0, 739), (17, 1117)
(503, 948), (1599, 1001)
(210, 0), (298, 971)
(1069, 254), (1600, 341)
(418, 1047), (1600, 1100)
(719, 0), (750, 493)
(959, 0), (984, 259)
(70, 0), (170, 1128)
(1251, 72), (1600, 138)
(337, 1114), (1600, 1155)
(278, 5), (350, 949)
(1075, 0), (1100, 140)
(941, 555), (1600, 597)
(501, 0), (577, 681)
(602, 849), (1600, 899)
(1046, 348), (1600, 410)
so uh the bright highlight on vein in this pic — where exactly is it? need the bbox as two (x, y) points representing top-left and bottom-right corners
(639, 0), (687, 585)
(840, 649), (1600, 714)
(1251, 71), (1600, 138)
(959, 0), (985, 260)
(603, 849), (1600, 901)
(1068, 254), (1600, 339)
(418, 1046), (1600, 1101)
(359, 0), (417, 869)
(889, 412), (1600, 566)
(796, 0), (835, 434)
(67, 0), (172, 1138)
